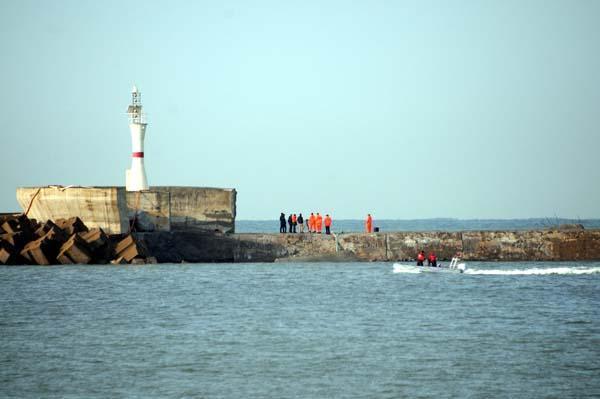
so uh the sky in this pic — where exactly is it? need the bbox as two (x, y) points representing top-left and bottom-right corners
(0, 0), (598, 220)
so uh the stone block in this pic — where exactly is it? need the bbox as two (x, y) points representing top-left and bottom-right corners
(116, 242), (141, 262)
(111, 256), (128, 265)
(79, 228), (109, 249)
(35, 220), (61, 238)
(0, 232), (30, 251)
(57, 235), (92, 265)
(20, 239), (52, 265)
(2, 214), (32, 235)
(56, 217), (88, 236)
(113, 234), (149, 262)
(115, 235), (135, 255)
(0, 242), (16, 265)
(78, 228), (114, 263)
(43, 226), (67, 245)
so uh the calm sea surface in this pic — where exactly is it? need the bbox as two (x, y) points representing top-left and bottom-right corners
(1, 262), (599, 398)
(236, 218), (600, 233)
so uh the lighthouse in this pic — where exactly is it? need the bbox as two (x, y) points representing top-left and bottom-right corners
(125, 85), (149, 191)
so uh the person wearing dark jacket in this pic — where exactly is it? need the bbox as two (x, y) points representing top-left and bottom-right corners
(280, 213), (287, 233)
(288, 214), (293, 233)
(297, 213), (304, 233)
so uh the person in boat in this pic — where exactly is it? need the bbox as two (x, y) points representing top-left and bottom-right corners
(428, 252), (437, 267)
(416, 250), (426, 266)
(280, 213), (287, 233)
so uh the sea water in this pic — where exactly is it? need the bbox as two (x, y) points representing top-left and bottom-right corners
(237, 218), (600, 233)
(1, 262), (599, 398)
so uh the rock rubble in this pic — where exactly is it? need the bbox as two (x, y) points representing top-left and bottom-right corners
(0, 214), (154, 265)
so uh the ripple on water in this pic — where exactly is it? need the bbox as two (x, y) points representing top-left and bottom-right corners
(1, 262), (600, 398)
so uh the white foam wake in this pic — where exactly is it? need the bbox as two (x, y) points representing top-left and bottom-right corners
(464, 267), (600, 276)
(392, 264), (420, 274)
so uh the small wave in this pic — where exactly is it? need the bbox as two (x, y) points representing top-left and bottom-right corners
(464, 267), (600, 276)
(392, 264), (420, 274)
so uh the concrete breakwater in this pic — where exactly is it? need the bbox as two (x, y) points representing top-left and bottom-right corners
(17, 186), (237, 234)
(138, 228), (600, 263)
(0, 214), (153, 265)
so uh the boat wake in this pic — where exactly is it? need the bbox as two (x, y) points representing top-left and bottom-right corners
(392, 264), (421, 274)
(464, 266), (600, 276)
(392, 264), (600, 276)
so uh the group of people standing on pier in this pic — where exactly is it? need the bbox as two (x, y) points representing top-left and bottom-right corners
(280, 213), (333, 234)
(279, 213), (376, 235)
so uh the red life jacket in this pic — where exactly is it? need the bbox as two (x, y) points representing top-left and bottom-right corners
(292, 215), (297, 223)
(429, 253), (437, 262)
(417, 253), (425, 262)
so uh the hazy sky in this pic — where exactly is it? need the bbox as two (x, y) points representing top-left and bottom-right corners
(1, 0), (598, 219)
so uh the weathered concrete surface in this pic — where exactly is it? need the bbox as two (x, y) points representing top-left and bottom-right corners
(386, 232), (463, 261)
(462, 230), (600, 260)
(17, 187), (128, 234)
(137, 232), (337, 263)
(156, 187), (236, 233)
(138, 230), (600, 263)
(17, 186), (237, 234)
(126, 190), (171, 232)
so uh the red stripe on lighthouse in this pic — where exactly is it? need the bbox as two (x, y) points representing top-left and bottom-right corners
(132, 152), (144, 158)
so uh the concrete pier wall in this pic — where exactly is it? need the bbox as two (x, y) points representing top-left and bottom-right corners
(17, 186), (237, 235)
(156, 187), (236, 233)
(138, 229), (600, 263)
(125, 190), (171, 232)
(17, 186), (129, 234)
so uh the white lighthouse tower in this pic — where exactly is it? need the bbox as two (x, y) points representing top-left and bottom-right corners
(125, 85), (149, 191)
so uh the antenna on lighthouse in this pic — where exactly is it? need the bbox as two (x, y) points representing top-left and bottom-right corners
(125, 85), (149, 191)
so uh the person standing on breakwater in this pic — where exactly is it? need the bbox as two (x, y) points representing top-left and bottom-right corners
(288, 214), (293, 233)
(324, 214), (332, 235)
(417, 250), (426, 266)
(309, 213), (316, 233)
(292, 214), (297, 233)
(365, 214), (373, 233)
(428, 252), (437, 267)
(298, 213), (304, 233)
(316, 213), (323, 234)
(280, 213), (287, 233)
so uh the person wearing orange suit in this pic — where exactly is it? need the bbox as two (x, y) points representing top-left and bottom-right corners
(324, 214), (332, 235)
(365, 214), (373, 233)
(309, 213), (316, 233)
(417, 250), (426, 266)
(428, 252), (437, 267)
(316, 213), (323, 233)
(291, 214), (297, 233)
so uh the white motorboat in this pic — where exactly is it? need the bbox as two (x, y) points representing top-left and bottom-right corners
(393, 257), (467, 274)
